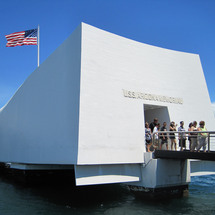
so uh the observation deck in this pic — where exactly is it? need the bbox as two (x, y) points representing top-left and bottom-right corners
(153, 150), (215, 161)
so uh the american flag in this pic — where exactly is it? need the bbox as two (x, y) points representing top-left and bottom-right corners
(5, 29), (37, 47)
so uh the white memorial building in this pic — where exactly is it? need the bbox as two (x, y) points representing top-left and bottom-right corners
(0, 23), (214, 189)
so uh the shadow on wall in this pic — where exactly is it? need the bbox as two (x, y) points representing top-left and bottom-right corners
(144, 105), (170, 126)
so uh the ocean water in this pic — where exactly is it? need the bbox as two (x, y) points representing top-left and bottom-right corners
(0, 175), (214, 215)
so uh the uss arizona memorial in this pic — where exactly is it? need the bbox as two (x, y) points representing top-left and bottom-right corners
(0, 23), (214, 191)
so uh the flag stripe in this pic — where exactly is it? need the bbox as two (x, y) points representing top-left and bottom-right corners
(5, 29), (37, 47)
(6, 37), (26, 43)
(6, 36), (25, 41)
(5, 31), (25, 38)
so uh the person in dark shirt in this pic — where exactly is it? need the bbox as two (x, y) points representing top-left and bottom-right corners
(190, 121), (198, 152)
(188, 122), (193, 151)
(160, 122), (168, 150)
(178, 121), (186, 151)
(169, 121), (177, 151)
(149, 118), (158, 133)
(145, 122), (152, 152)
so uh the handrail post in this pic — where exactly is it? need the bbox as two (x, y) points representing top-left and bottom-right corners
(208, 133), (210, 152)
(180, 132), (183, 151)
(152, 133), (155, 149)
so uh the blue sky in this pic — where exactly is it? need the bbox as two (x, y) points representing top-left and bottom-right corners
(0, 0), (215, 114)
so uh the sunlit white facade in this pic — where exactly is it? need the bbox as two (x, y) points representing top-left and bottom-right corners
(0, 23), (214, 187)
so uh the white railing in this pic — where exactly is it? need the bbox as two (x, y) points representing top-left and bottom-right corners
(151, 131), (215, 152)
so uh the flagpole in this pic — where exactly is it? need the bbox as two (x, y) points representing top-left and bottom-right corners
(37, 24), (40, 67)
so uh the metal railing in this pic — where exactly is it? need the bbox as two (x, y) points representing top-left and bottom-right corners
(151, 130), (215, 152)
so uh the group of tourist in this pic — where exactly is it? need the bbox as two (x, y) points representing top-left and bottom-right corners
(145, 118), (208, 152)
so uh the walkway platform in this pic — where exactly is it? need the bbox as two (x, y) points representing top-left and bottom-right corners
(153, 150), (215, 161)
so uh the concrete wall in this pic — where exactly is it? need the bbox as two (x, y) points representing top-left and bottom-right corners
(77, 23), (215, 165)
(128, 153), (190, 189)
(0, 24), (82, 164)
(0, 23), (214, 167)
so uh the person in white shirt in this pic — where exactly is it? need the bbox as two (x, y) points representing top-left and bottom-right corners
(153, 123), (160, 149)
